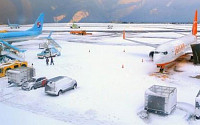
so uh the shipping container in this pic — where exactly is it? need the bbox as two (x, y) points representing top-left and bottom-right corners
(145, 85), (177, 115)
(7, 67), (35, 86)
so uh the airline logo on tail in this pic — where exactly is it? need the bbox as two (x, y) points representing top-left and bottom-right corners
(37, 22), (41, 28)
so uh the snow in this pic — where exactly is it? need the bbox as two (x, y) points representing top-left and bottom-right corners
(0, 23), (200, 125)
(0, 103), (71, 125)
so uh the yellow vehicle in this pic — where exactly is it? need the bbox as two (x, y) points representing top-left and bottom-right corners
(0, 30), (8, 33)
(0, 60), (28, 77)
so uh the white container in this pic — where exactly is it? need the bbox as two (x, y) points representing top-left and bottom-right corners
(7, 67), (35, 86)
(195, 90), (200, 119)
(145, 85), (177, 115)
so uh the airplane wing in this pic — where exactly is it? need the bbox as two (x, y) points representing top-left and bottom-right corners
(125, 38), (159, 48)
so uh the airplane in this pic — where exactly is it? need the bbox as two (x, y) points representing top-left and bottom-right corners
(7, 18), (20, 29)
(125, 10), (198, 73)
(0, 13), (44, 62)
(1, 13), (44, 44)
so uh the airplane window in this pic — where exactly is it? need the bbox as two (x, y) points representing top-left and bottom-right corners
(154, 51), (160, 54)
(163, 51), (168, 55)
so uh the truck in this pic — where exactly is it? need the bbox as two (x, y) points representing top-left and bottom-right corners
(7, 67), (35, 86)
(37, 47), (61, 59)
(0, 60), (28, 77)
(70, 30), (92, 35)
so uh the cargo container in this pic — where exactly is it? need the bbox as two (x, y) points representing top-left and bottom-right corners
(195, 90), (200, 119)
(7, 67), (35, 86)
(145, 85), (177, 115)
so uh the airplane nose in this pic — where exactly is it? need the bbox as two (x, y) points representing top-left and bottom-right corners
(153, 54), (162, 64)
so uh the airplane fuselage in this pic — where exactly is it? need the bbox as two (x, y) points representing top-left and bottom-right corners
(153, 34), (197, 67)
(0, 31), (41, 43)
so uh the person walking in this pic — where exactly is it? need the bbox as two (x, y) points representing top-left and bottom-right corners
(50, 56), (54, 65)
(46, 57), (49, 66)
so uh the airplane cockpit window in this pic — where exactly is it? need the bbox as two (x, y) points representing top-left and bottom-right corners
(154, 51), (168, 55)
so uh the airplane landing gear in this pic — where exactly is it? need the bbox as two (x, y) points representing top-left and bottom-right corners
(159, 66), (165, 73)
(159, 68), (164, 73)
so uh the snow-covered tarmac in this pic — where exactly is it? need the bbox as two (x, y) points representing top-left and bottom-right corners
(0, 23), (200, 125)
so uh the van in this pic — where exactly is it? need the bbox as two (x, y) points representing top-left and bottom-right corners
(45, 76), (77, 96)
(37, 47), (61, 59)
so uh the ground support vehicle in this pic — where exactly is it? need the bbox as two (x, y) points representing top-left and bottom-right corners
(0, 61), (27, 77)
(70, 30), (92, 35)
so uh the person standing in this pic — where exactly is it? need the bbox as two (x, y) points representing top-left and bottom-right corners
(46, 57), (49, 66)
(50, 56), (54, 65)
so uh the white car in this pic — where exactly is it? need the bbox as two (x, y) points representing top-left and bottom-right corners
(45, 76), (77, 96)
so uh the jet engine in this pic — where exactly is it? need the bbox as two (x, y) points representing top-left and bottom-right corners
(149, 51), (154, 60)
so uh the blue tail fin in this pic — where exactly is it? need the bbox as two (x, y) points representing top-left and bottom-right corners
(28, 13), (44, 33)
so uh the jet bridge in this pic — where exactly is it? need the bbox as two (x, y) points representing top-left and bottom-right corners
(191, 44), (200, 64)
(0, 40), (25, 63)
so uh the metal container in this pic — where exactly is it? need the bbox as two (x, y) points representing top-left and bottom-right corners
(195, 90), (200, 119)
(7, 67), (35, 86)
(145, 85), (177, 115)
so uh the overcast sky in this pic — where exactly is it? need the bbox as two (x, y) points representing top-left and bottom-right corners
(0, 0), (200, 24)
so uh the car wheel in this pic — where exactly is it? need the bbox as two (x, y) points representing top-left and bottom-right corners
(73, 84), (77, 89)
(31, 86), (34, 90)
(57, 90), (62, 96)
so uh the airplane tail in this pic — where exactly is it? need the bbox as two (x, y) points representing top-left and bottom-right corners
(192, 10), (198, 35)
(28, 13), (44, 33)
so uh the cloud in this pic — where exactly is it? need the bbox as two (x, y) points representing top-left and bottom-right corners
(70, 10), (89, 23)
(118, 0), (141, 5)
(150, 8), (158, 15)
(54, 15), (66, 22)
(51, 6), (56, 11)
(98, 0), (103, 4)
(111, 5), (137, 19)
(166, 0), (174, 7)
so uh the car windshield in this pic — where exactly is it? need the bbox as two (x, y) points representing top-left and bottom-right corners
(29, 78), (36, 82)
(44, 51), (49, 53)
(36, 77), (45, 82)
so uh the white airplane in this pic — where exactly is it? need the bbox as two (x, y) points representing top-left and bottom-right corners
(125, 10), (198, 72)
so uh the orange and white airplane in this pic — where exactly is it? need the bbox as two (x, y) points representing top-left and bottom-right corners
(126, 10), (198, 72)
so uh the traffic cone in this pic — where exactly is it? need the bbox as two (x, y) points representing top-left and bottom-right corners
(123, 30), (125, 39)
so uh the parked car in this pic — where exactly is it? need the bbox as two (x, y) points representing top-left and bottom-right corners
(70, 23), (80, 29)
(37, 47), (61, 59)
(21, 77), (47, 90)
(45, 76), (77, 96)
(107, 25), (113, 29)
